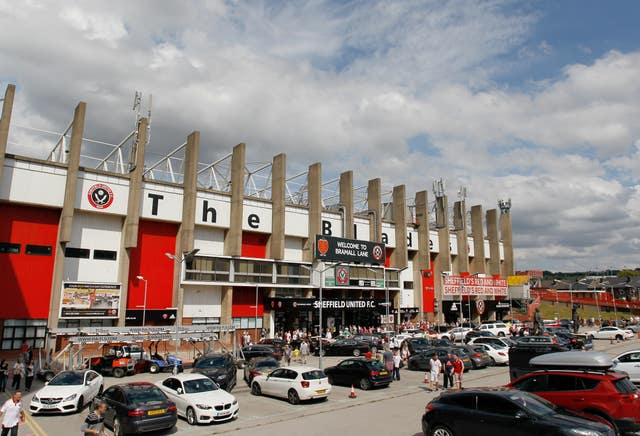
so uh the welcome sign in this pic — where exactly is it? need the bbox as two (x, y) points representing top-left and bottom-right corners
(315, 234), (386, 265)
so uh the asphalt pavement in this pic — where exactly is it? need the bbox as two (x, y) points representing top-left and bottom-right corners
(12, 337), (640, 436)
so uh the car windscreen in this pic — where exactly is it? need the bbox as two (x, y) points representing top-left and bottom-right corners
(183, 378), (218, 394)
(366, 361), (387, 372)
(507, 391), (557, 416)
(255, 360), (279, 369)
(196, 357), (226, 368)
(613, 377), (638, 394)
(302, 370), (326, 380)
(49, 372), (84, 385)
(126, 387), (167, 405)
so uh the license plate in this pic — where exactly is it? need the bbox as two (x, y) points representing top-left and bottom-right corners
(147, 409), (165, 416)
(41, 404), (57, 409)
(380, 371), (388, 375)
(217, 412), (230, 417)
(315, 389), (326, 394)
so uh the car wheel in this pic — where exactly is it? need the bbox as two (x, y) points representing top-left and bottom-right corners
(112, 368), (125, 378)
(113, 417), (124, 436)
(359, 378), (372, 390)
(76, 396), (84, 412)
(353, 349), (361, 357)
(431, 424), (454, 436)
(186, 407), (197, 425)
(489, 357), (496, 366)
(149, 363), (160, 374)
(616, 335), (623, 341)
(251, 382), (261, 396)
(287, 389), (300, 405)
(498, 332), (505, 337)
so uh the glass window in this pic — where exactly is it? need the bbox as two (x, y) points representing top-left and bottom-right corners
(477, 394), (521, 416)
(441, 394), (476, 410)
(25, 245), (52, 256)
(613, 377), (637, 394)
(93, 250), (117, 261)
(1, 319), (47, 350)
(64, 247), (90, 258)
(276, 263), (311, 285)
(234, 260), (273, 283)
(514, 375), (548, 392)
(302, 370), (325, 380)
(0, 243), (20, 254)
(185, 257), (231, 282)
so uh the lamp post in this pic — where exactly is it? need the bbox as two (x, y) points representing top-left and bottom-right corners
(164, 248), (200, 374)
(301, 262), (343, 369)
(136, 275), (148, 327)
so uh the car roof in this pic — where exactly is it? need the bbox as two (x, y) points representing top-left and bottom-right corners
(530, 351), (613, 369)
(118, 382), (157, 390)
(163, 373), (212, 382)
(514, 369), (630, 380)
(280, 366), (322, 372)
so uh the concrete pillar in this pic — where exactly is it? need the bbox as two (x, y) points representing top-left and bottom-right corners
(391, 185), (408, 268)
(269, 153), (286, 260)
(0, 84), (16, 184)
(303, 162), (321, 262)
(339, 171), (354, 238)
(486, 209), (501, 276)
(48, 102), (86, 329)
(173, 131), (199, 323)
(413, 191), (431, 319)
(367, 178), (382, 242)
(224, 143), (245, 256)
(433, 195), (451, 323)
(454, 200), (470, 274)
(117, 118), (148, 326)
(221, 286), (233, 325)
(469, 205), (486, 275)
(500, 204), (515, 276)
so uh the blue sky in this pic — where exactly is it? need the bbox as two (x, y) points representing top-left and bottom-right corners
(0, 0), (638, 271)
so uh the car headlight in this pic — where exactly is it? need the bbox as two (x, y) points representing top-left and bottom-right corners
(64, 394), (77, 401)
(31, 395), (39, 403)
(196, 404), (212, 410)
(566, 429), (606, 436)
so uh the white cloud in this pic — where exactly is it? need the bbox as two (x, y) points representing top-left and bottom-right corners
(59, 7), (127, 47)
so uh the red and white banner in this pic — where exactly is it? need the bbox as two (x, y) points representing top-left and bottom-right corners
(443, 276), (508, 296)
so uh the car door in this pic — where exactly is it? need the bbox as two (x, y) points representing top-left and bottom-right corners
(333, 360), (352, 385)
(103, 387), (126, 427)
(476, 394), (529, 436)
(263, 369), (286, 396)
(616, 352), (640, 382)
(161, 378), (184, 416)
(84, 371), (100, 400)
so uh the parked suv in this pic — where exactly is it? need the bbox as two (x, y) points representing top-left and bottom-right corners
(191, 353), (237, 392)
(477, 322), (510, 337)
(509, 370), (640, 435)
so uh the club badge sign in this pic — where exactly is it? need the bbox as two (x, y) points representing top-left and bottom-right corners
(476, 299), (486, 315)
(87, 183), (114, 210)
(315, 235), (385, 265)
(335, 266), (350, 286)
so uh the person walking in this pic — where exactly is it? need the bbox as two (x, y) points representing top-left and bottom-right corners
(442, 353), (454, 390)
(429, 353), (442, 391)
(382, 347), (394, 373)
(10, 360), (23, 391)
(453, 354), (464, 390)
(392, 349), (402, 381)
(283, 345), (291, 366)
(299, 340), (309, 364)
(0, 361), (8, 392)
(80, 400), (107, 436)
(24, 362), (34, 393)
(0, 391), (24, 436)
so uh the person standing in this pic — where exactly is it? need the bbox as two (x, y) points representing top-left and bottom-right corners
(24, 362), (34, 393)
(392, 349), (402, 381)
(442, 353), (454, 390)
(0, 391), (24, 436)
(453, 354), (464, 390)
(283, 345), (291, 366)
(11, 360), (23, 391)
(0, 361), (8, 392)
(382, 347), (394, 373)
(429, 353), (442, 391)
(299, 340), (309, 365)
(80, 400), (107, 436)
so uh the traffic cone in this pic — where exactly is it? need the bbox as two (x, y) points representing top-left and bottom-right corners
(349, 385), (357, 399)
(424, 372), (429, 384)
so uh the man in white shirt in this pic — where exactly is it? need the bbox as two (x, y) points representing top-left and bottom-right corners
(429, 354), (442, 391)
(0, 391), (24, 436)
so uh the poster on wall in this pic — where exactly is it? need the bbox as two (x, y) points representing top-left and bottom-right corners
(60, 282), (121, 318)
(442, 276), (508, 296)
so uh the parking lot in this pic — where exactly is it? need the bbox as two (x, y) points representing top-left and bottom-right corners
(11, 337), (639, 436)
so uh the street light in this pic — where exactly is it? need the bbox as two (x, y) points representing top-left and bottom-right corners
(136, 275), (148, 327)
(301, 262), (343, 369)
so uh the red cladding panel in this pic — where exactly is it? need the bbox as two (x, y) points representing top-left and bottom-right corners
(421, 269), (435, 313)
(241, 233), (268, 259)
(0, 204), (60, 319)
(384, 248), (392, 268)
(127, 220), (178, 310)
(232, 288), (264, 317)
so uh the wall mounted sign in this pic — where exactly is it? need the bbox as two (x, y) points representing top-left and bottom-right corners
(314, 235), (385, 265)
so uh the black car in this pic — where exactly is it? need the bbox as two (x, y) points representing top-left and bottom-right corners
(352, 334), (382, 353)
(453, 345), (492, 369)
(318, 339), (370, 357)
(243, 357), (280, 385)
(545, 327), (593, 350)
(191, 353), (237, 391)
(422, 389), (614, 436)
(324, 358), (393, 390)
(401, 338), (434, 355)
(241, 345), (280, 361)
(463, 330), (496, 343)
(407, 348), (472, 372)
(508, 343), (569, 381)
(100, 382), (177, 436)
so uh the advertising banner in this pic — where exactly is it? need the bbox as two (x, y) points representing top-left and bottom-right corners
(314, 235), (385, 265)
(60, 282), (121, 319)
(442, 276), (508, 297)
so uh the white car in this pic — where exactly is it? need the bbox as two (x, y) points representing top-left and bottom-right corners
(156, 373), (239, 425)
(466, 337), (512, 349)
(251, 366), (331, 404)
(471, 343), (509, 365)
(438, 327), (472, 342)
(613, 350), (640, 384)
(392, 334), (413, 348)
(30, 370), (103, 414)
(477, 323), (510, 337)
(586, 326), (634, 341)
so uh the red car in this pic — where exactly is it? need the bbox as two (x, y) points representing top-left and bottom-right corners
(508, 369), (640, 435)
